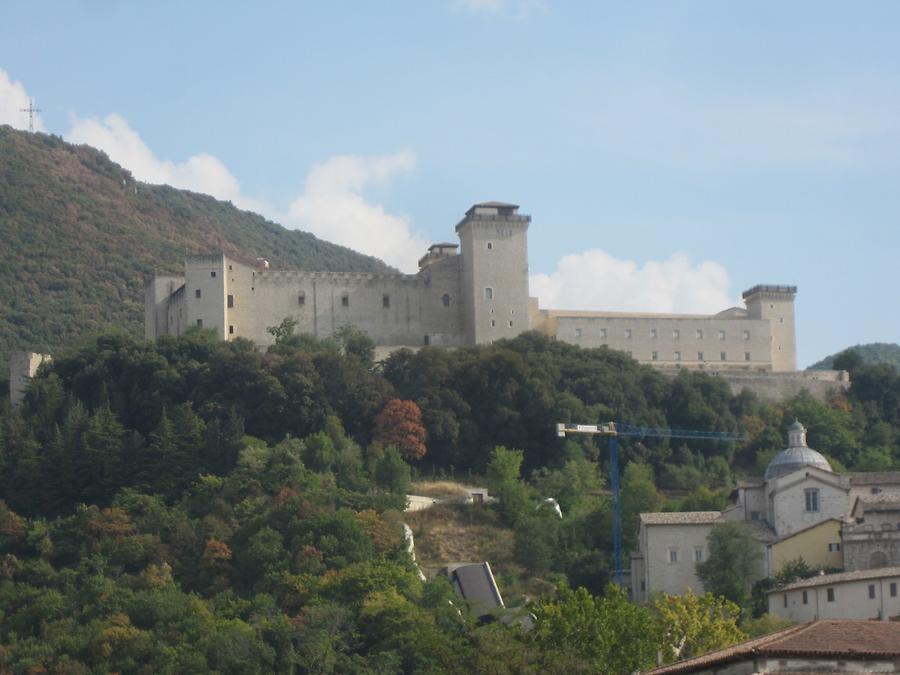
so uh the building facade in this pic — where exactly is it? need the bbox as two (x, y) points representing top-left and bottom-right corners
(8, 351), (51, 408)
(146, 202), (800, 372)
(768, 567), (900, 622)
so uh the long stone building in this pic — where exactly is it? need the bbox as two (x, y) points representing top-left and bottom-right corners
(146, 201), (804, 373)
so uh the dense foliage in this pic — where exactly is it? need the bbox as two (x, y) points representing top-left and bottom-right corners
(2, 329), (900, 670)
(808, 342), (900, 371)
(0, 125), (391, 360)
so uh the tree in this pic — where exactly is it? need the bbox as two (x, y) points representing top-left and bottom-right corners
(374, 447), (411, 496)
(267, 317), (298, 344)
(372, 399), (427, 461)
(653, 590), (746, 663)
(696, 522), (762, 610)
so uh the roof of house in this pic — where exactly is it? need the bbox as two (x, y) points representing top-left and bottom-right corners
(444, 562), (504, 617)
(640, 511), (722, 526)
(645, 620), (900, 674)
(767, 517), (842, 545)
(735, 477), (765, 488)
(768, 566), (900, 593)
(743, 519), (777, 544)
(854, 494), (900, 512)
(849, 471), (900, 486)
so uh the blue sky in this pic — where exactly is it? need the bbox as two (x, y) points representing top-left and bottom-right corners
(1, 1), (898, 366)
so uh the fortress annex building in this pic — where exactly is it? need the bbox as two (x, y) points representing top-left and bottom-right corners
(146, 202), (798, 372)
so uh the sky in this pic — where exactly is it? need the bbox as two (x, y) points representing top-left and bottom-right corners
(1, 1), (898, 367)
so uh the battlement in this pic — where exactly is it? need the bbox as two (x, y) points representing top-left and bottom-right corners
(742, 284), (797, 299)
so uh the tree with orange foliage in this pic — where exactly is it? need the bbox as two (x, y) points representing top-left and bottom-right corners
(372, 399), (427, 461)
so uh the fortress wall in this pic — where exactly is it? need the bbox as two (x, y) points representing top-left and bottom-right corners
(144, 275), (185, 340)
(9, 351), (51, 407)
(674, 370), (851, 403)
(553, 314), (775, 369)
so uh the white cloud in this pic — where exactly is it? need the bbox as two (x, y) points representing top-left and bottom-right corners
(65, 113), (268, 214)
(531, 249), (736, 315)
(285, 151), (427, 272)
(0, 68), (44, 132)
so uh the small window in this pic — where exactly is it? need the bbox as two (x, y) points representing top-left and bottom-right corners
(805, 489), (819, 513)
(491, 319), (496, 327)
(694, 549), (703, 562)
(828, 542), (841, 552)
(575, 328), (582, 338)
(651, 351), (658, 361)
(600, 328), (607, 338)
(424, 335), (430, 346)
(196, 319), (203, 327)
(625, 328), (633, 339)
(720, 352), (727, 361)
(341, 293), (349, 308)
(298, 292), (306, 307)
(745, 352), (751, 362)
(743, 330), (750, 340)
(228, 325), (234, 335)
(696, 329), (703, 340)
(674, 351), (681, 361)
(783, 594), (788, 608)
(227, 294), (234, 308)
(383, 294), (390, 309)
(827, 588), (835, 602)
(640, 581), (646, 591)
(228, 265), (233, 271)
(718, 330), (726, 341)
(484, 287), (493, 300)
(751, 511), (760, 521)
(211, 271), (217, 278)
(442, 293), (450, 307)
(890, 582), (897, 598)
(868, 584), (876, 599)
(487, 241), (493, 250)
(650, 328), (658, 339)
(509, 320), (513, 328)
(669, 549), (678, 563)
(698, 351), (704, 361)
(673, 329), (680, 339)
(195, 289), (202, 298)
(872, 487), (883, 495)
(802, 590), (808, 604)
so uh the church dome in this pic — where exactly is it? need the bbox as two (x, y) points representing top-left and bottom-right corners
(764, 421), (832, 480)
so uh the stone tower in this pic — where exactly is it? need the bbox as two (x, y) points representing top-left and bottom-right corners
(742, 285), (797, 372)
(456, 202), (531, 346)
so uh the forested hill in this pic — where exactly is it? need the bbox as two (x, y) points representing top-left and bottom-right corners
(0, 125), (392, 356)
(808, 343), (900, 371)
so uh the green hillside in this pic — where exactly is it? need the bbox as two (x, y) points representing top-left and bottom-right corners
(808, 343), (900, 371)
(0, 125), (392, 357)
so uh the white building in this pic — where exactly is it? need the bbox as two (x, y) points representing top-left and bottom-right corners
(768, 567), (900, 622)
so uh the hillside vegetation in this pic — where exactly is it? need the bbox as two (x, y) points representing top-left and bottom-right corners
(808, 342), (900, 371)
(0, 125), (391, 358)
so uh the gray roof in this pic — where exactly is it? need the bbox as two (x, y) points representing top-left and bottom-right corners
(855, 495), (900, 512)
(770, 566), (900, 593)
(472, 201), (519, 209)
(849, 471), (900, 486)
(445, 562), (504, 617)
(640, 511), (722, 525)
(765, 446), (833, 479)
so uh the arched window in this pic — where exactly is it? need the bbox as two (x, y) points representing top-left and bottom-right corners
(442, 293), (450, 307)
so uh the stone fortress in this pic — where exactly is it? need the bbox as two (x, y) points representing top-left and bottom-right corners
(146, 201), (838, 378)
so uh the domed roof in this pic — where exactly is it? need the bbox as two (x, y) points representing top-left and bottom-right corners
(765, 421), (832, 480)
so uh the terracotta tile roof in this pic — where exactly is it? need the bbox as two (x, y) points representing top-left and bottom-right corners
(849, 471), (900, 485)
(645, 620), (900, 674)
(769, 566), (900, 593)
(855, 494), (900, 512)
(640, 511), (722, 525)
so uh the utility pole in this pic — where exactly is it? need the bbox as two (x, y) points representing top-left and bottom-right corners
(20, 99), (42, 133)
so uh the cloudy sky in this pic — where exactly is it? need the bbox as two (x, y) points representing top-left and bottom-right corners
(1, 1), (899, 366)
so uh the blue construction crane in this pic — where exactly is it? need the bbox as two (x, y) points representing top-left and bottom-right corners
(556, 422), (747, 586)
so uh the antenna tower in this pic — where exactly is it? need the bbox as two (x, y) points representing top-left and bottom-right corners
(20, 99), (42, 133)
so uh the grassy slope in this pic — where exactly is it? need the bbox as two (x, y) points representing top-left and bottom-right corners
(0, 126), (392, 356)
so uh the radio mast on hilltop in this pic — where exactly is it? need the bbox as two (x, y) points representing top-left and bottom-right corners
(20, 99), (41, 133)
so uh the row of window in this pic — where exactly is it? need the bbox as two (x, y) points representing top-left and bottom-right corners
(210, 292), (454, 309)
(574, 327), (753, 341)
(668, 548), (704, 563)
(623, 350), (752, 362)
(784, 582), (898, 606)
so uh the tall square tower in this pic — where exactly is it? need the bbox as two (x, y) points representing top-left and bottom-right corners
(456, 202), (531, 345)
(742, 285), (797, 372)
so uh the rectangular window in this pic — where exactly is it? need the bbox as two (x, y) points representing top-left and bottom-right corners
(383, 294), (390, 308)
(751, 511), (760, 521)
(698, 351), (704, 361)
(745, 352), (751, 361)
(802, 590), (808, 605)
(341, 293), (349, 307)
(720, 352), (727, 361)
(673, 329), (680, 339)
(650, 328), (658, 339)
(211, 271), (216, 278)
(196, 319), (203, 327)
(828, 542), (842, 552)
(575, 328), (582, 338)
(869, 584), (876, 599)
(827, 588), (835, 602)
(783, 594), (788, 608)
(195, 289), (202, 298)
(651, 351), (658, 361)
(491, 319), (496, 327)
(484, 287), (493, 300)
(487, 241), (493, 250)
(423, 335), (430, 346)
(674, 351), (681, 361)
(227, 294), (234, 308)
(600, 328), (607, 338)
(718, 330), (726, 340)
(743, 330), (750, 340)
(509, 320), (513, 328)
(891, 582), (897, 598)
(805, 489), (819, 513)
(694, 549), (703, 562)
(298, 292), (306, 306)
(228, 325), (234, 334)
(669, 549), (678, 563)
(625, 328), (633, 339)
(696, 329), (703, 340)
